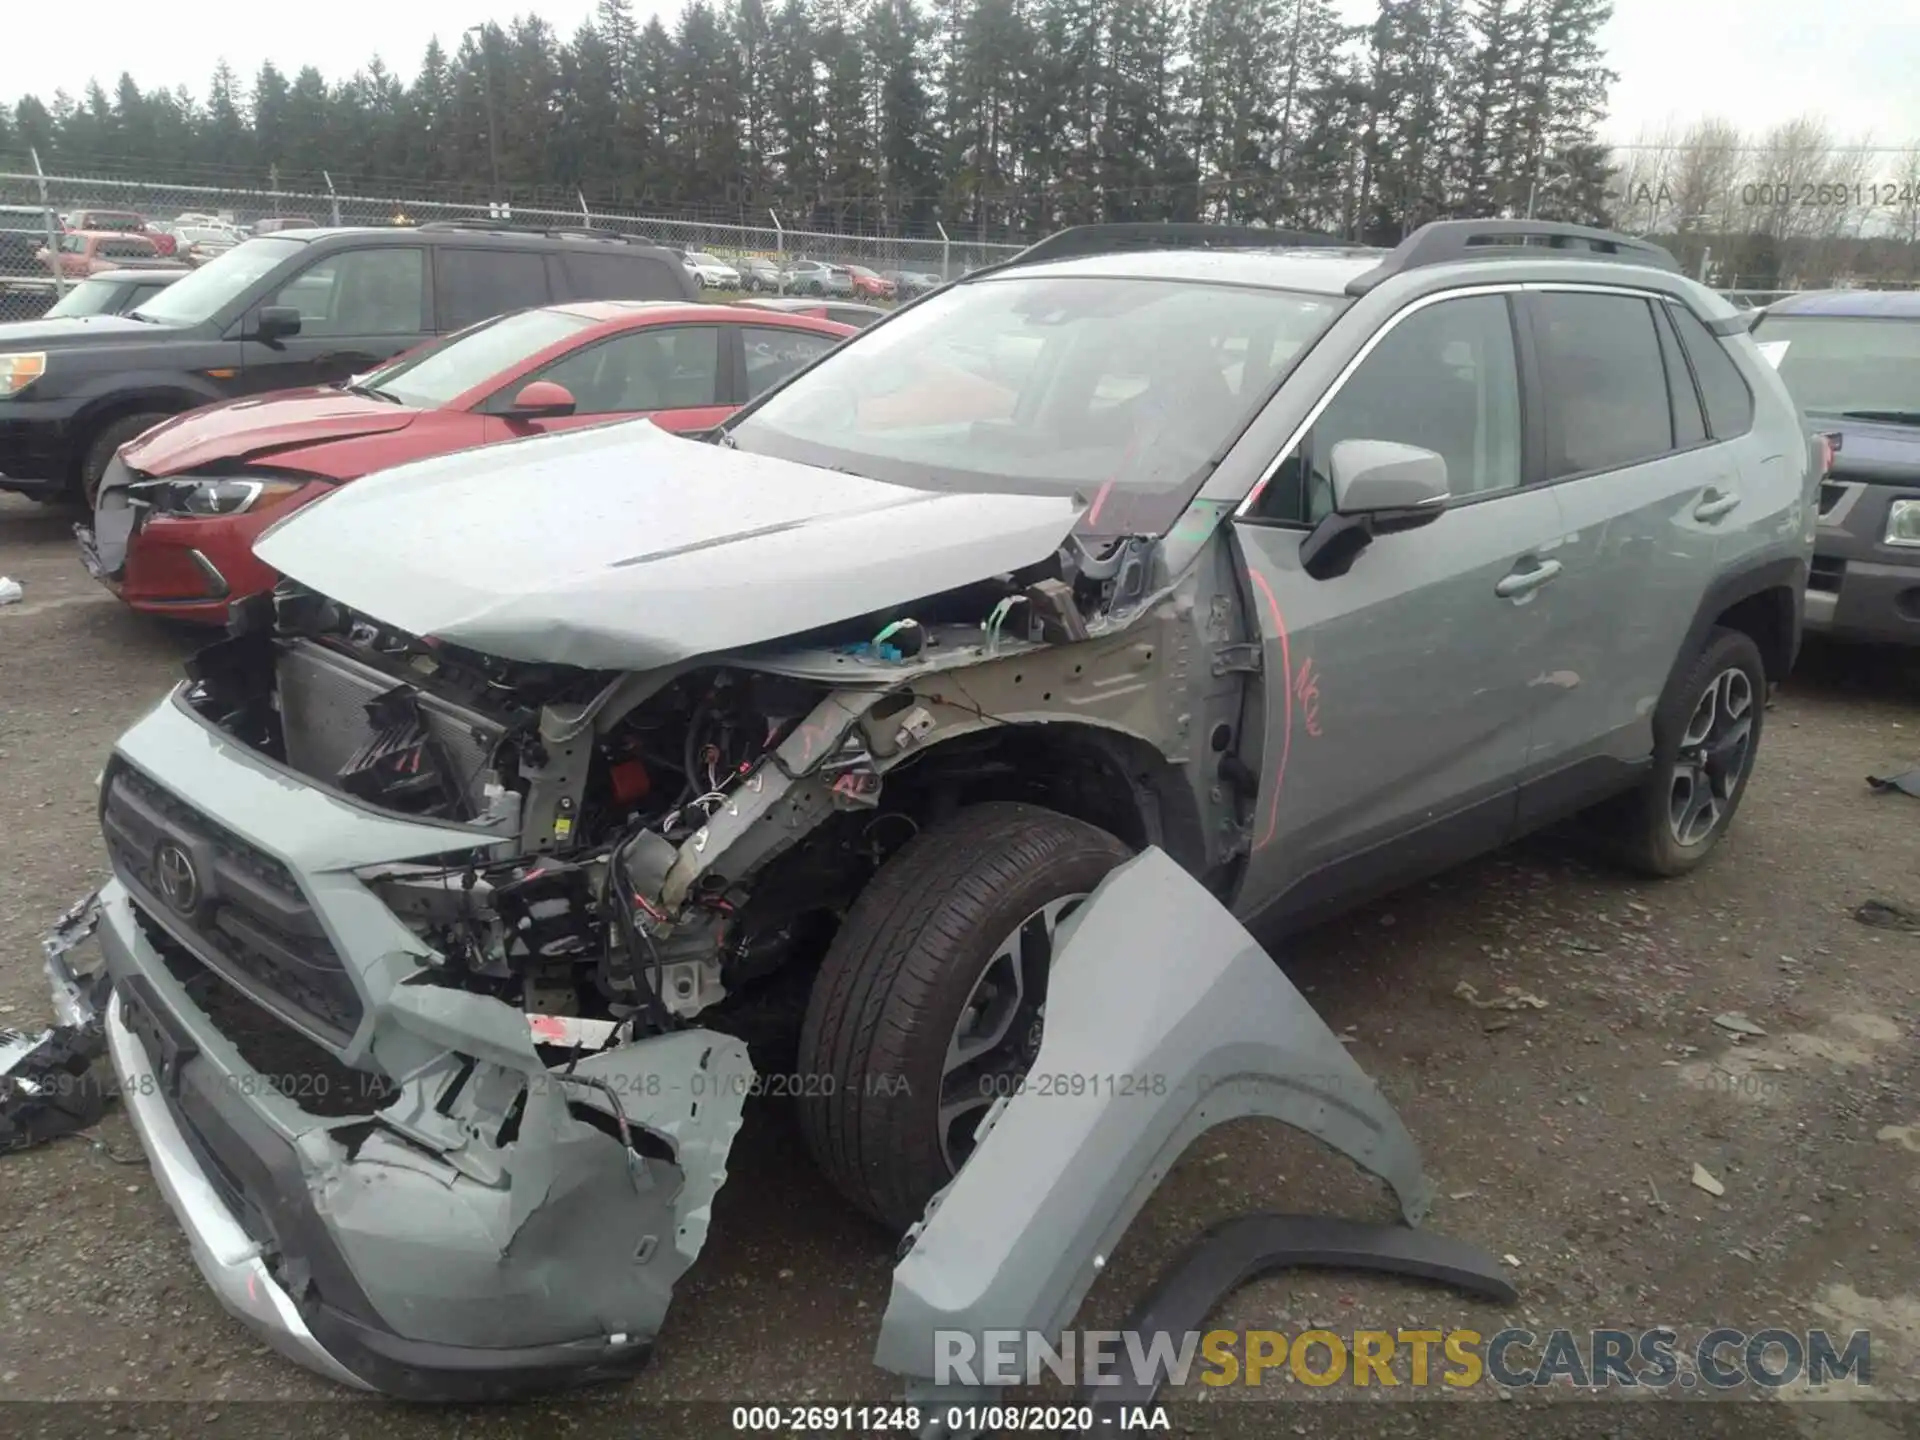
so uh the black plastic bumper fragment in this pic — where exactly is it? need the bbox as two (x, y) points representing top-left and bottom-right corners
(1077, 1213), (1518, 1425)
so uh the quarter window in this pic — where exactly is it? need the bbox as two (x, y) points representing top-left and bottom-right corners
(1253, 294), (1522, 524)
(1531, 292), (1672, 477)
(1666, 301), (1756, 439)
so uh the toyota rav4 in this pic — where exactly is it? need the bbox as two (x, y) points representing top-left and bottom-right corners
(43, 220), (1812, 1403)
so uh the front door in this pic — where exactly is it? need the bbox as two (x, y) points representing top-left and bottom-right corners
(1230, 290), (1568, 927)
(237, 246), (429, 393)
(484, 324), (734, 439)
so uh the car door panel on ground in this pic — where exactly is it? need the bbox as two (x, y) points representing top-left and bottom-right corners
(237, 245), (429, 392)
(1231, 292), (1568, 924)
(1512, 288), (1745, 827)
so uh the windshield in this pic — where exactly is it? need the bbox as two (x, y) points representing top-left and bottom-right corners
(686, 252), (720, 266)
(728, 274), (1346, 534)
(357, 307), (598, 408)
(1758, 314), (1920, 420)
(44, 278), (120, 318)
(131, 236), (305, 326)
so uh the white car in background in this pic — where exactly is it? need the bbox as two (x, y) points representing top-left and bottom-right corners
(682, 249), (742, 289)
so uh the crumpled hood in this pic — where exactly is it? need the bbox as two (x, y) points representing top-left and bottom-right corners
(255, 419), (1083, 670)
(123, 387), (421, 475)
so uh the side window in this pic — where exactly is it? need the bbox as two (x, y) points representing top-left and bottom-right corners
(268, 248), (425, 337)
(521, 326), (721, 414)
(1252, 295), (1521, 524)
(1652, 302), (1708, 448)
(554, 251), (684, 302)
(1666, 302), (1756, 440)
(1532, 292), (1672, 477)
(742, 326), (839, 398)
(101, 238), (153, 259)
(435, 248), (552, 331)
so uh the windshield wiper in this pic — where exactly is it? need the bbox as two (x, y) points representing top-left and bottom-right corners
(1837, 409), (1920, 427)
(340, 381), (402, 403)
(125, 310), (160, 323)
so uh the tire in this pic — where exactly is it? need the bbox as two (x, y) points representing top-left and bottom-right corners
(796, 802), (1132, 1231)
(78, 411), (169, 508)
(1597, 626), (1767, 877)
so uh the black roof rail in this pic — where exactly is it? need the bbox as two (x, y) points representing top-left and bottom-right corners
(988, 221), (1360, 274)
(1346, 219), (1681, 296)
(413, 219), (644, 244)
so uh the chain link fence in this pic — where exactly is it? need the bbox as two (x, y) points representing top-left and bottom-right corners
(5, 166), (1916, 325)
(0, 168), (1026, 321)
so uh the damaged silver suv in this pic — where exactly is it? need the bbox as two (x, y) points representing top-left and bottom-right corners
(45, 220), (1812, 1401)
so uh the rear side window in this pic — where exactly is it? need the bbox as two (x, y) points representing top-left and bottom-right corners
(1530, 292), (1672, 477)
(553, 250), (687, 302)
(1651, 303), (1707, 448)
(100, 237), (155, 259)
(436, 248), (552, 331)
(1666, 302), (1755, 439)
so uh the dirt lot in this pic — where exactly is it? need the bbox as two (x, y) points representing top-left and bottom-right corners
(3, 489), (1919, 1437)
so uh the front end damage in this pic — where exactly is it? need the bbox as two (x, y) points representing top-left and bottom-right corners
(30, 505), (1507, 1405)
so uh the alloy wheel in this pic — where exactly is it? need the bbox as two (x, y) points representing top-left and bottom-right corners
(1667, 666), (1755, 848)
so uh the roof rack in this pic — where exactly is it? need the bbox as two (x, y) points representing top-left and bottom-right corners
(1346, 219), (1680, 296)
(989, 221), (1360, 274)
(413, 219), (647, 244)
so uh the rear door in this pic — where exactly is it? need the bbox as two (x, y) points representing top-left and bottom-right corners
(238, 245), (429, 392)
(1231, 289), (1567, 926)
(1512, 287), (1730, 826)
(484, 323), (731, 439)
(549, 249), (695, 302)
(433, 247), (553, 333)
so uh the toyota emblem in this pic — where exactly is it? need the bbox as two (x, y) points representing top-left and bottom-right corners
(154, 842), (201, 914)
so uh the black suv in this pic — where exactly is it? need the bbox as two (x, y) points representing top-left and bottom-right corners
(0, 222), (698, 502)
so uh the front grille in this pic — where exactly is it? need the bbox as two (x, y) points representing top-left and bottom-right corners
(101, 759), (363, 1044)
(1809, 555), (1847, 594)
(134, 912), (393, 1118)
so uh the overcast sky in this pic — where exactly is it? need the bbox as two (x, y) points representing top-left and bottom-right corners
(3, 0), (1917, 150)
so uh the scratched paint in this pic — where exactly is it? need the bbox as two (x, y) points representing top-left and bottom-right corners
(1292, 657), (1323, 738)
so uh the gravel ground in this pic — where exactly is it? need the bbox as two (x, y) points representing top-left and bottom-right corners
(3, 490), (1919, 1438)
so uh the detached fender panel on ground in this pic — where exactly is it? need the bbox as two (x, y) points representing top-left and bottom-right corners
(873, 847), (1435, 1391)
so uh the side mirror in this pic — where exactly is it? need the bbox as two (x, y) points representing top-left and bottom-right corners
(1299, 440), (1450, 582)
(1331, 439), (1451, 515)
(253, 305), (303, 344)
(505, 380), (577, 419)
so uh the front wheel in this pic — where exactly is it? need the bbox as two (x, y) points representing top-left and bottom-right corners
(1595, 626), (1767, 877)
(796, 803), (1131, 1232)
(78, 411), (170, 508)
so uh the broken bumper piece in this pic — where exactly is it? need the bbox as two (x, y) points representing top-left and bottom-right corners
(874, 848), (1439, 1420)
(81, 879), (752, 1399)
(1, 894), (112, 1156)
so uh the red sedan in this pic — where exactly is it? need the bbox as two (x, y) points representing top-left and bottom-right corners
(80, 300), (853, 624)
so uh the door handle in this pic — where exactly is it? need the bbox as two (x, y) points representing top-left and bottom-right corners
(1495, 558), (1563, 599)
(1694, 487), (1741, 522)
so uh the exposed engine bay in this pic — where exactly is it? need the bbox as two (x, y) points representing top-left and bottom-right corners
(176, 540), (1166, 1057)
